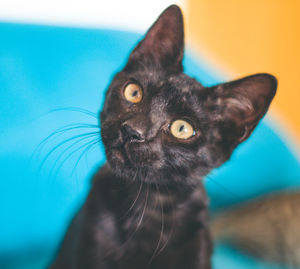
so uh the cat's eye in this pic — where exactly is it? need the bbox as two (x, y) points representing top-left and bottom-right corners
(170, 120), (195, 140)
(124, 83), (143, 103)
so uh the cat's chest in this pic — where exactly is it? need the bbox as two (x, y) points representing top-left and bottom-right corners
(88, 170), (209, 268)
(121, 190), (176, 242)
(116, 186), (208, 255)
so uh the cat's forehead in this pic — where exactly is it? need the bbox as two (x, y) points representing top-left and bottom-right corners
(125, 69), (203, 95)
(116, 69), (207, 118)
(155, 74), (206, 110)
(139, 72), (206, 116)
(167, 74), (204, 93)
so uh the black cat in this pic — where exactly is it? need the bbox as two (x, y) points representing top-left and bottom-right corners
(49, 5), (277, 269)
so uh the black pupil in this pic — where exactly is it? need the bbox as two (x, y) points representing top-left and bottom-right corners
(132, 90), (138, 97)
(179, 125), (184, 132)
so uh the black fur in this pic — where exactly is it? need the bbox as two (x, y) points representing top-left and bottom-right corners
(49, 5), (277, 269)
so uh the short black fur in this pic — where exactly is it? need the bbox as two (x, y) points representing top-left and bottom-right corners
(49, 5), (277, 269)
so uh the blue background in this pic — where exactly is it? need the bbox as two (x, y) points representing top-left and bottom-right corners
(1, 22), (299, 268)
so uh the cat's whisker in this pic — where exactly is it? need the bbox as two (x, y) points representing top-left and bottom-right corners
(99, 176), (144, 259)
(50, 133), (99, 173)
(52, 137), (100, 177)
(82, 139), (102, 168)
(51, 141), (100, 180)
(155, 184), (174, 256)
(49, 136), (100, 178)
(49, 107), (98, 119)
(70, 139), (101, 176)
(117, 181), (149, 250)
(32, 123), (99, 161)
(39, 131), (100, 173)
(120, 172), (143, 220)
(137, 183), (149, 228)
(147, 183), (165, 267)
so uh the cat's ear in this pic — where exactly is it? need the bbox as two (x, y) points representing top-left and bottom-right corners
(126, 5), (184, 72)
(213, 73), (277, 145)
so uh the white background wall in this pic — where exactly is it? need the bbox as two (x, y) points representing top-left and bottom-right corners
(0, 0), (184, 32)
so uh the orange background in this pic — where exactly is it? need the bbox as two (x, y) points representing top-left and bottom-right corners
(187, 0), (300, 147)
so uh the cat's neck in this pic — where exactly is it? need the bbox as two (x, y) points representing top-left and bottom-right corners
(116, 169), (209, 231)
(118, 171), (209, 264)
(95, 163), (208, 218)
(95, 163), (208, 216)
(92, 164), (209, 265)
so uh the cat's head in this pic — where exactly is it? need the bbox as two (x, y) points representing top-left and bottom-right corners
(100, 5), (277, 186)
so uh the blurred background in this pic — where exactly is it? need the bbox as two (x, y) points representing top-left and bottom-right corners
(0, 0), (299, 268)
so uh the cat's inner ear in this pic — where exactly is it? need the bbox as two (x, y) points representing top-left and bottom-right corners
(213, 73), (277, 144)
(127, 5), (184, 72)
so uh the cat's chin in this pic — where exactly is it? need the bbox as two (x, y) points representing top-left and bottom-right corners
(106, 148), (159, 182)
(107, 140), (160, 167)
(106, 151), (194, 187)
(110, 148), (126, 165)
(108, 160), (153, 183)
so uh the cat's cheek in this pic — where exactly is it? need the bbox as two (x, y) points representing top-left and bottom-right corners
(108, 149), (126, 167)
(101, 121), (123, 149)
(111, 149), (124, 162)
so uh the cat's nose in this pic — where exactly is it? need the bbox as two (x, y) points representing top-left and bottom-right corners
(121, 121), (145, 142)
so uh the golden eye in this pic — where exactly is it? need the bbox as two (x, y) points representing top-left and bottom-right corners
(170, 120), (195, 140)
(124, 83), (143, 103)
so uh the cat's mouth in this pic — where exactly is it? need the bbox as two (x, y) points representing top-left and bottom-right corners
(101, 122), (160, 173)
(110, 137), (157, 168)
(111, 140), (140, 164)
(110, 143), (129, 164)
